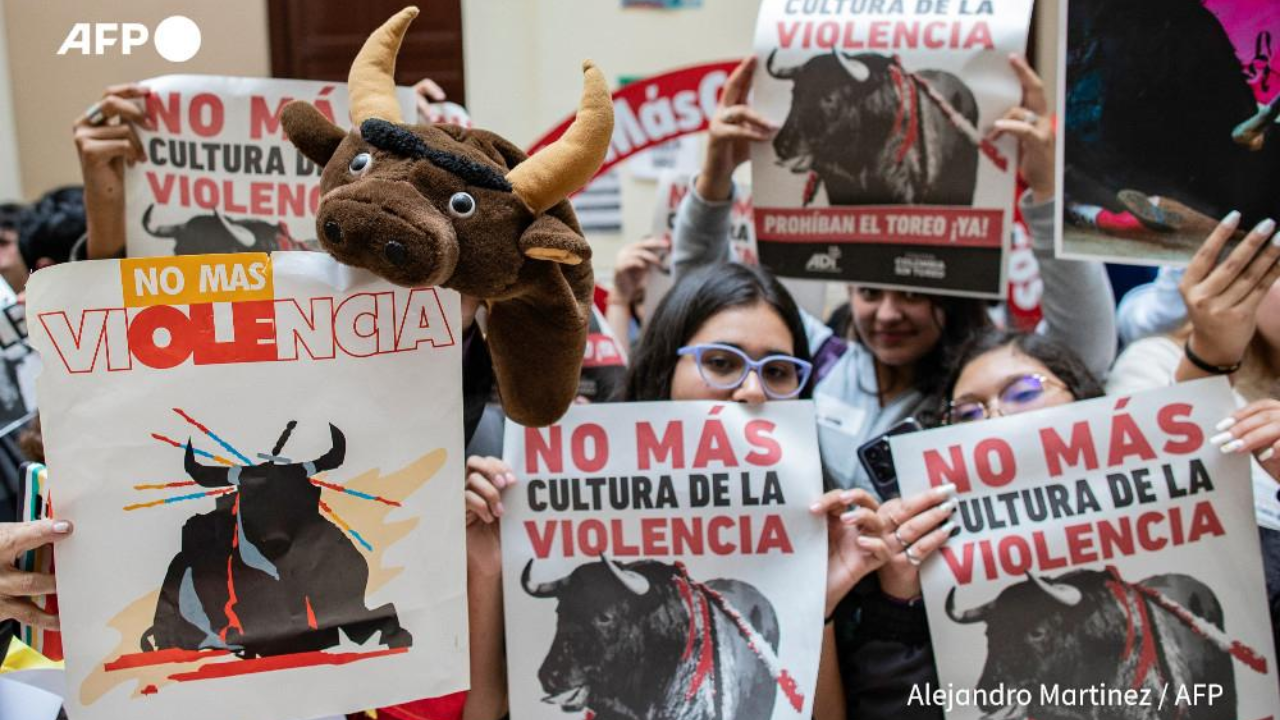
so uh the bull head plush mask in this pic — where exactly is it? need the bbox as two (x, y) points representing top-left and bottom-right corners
(281, 7), (613, 427)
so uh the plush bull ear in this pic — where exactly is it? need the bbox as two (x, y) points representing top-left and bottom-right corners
(310, 424), (346, 473)
(1027, 573), (1082, 607)
(835, 50), (870, 82)
(184, 441), (230, 488)
(281, 101), (347, 167)
(601, 555), (650, 596)
(519, 213), (591, 266)
(945, 586), (993, 625)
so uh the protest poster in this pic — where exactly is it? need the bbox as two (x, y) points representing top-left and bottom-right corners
(643, 170), (828, 322)
(501, 401), (826, 719)
(1057, 0), (1280, 266)
(125, 76), (466, 259)
(894, 378), (1280, 718)
(26, 252), (468, 720)
(749, 0), (1033, 297)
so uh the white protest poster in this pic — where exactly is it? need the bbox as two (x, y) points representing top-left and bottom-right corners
(895, 378), (1280, 719)
(501, 401), (826, 719)
(26, 252), (468, 720)
(125, 76), (467, 258)
(749, 0), (1032, 297)
(646, 171), (828, 320)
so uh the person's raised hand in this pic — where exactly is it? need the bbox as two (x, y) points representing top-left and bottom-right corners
(697, 57), (777, 202)
(1178, 213), (1280, 379)
(992, 54), (1053, 203)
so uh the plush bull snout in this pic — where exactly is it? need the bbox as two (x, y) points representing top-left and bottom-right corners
(315, 179), (459, 287)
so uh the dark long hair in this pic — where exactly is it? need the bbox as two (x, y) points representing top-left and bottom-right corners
(622, 264), (812, 401)
(930, 330), (1104, 425)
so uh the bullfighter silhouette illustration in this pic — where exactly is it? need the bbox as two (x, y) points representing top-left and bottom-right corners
(141, 421), (413, 658)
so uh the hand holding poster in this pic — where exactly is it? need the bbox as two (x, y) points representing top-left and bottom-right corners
(750, 0), (1033, 297)
(26, 252), (468, 720)
(501, 401), (826, 719)
(895, 378), (1280, 718)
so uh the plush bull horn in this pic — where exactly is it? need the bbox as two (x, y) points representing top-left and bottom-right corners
(184, 440), (230, 488)
(505, 60), (614, 219)
(945, 586), (994, 625)
(348, 6), (419, 125)
(601, 554), (650, 596)
(765, 49), (799, 80)
(310, 424), (347, 473)
(141, 205), (181, 238)
(521, 559), (570, 598)
(1027, 573), (1083, 607)
(835, 50), (870, 82)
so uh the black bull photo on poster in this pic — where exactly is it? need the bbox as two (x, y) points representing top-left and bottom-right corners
(522, 555), (796, 719)
(944, 569), (1241, 720)
(766, 48), (981, 206)
(142, 422), (413, 658)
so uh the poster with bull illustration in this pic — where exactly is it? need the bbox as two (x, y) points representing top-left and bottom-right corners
(25, 251), (469, 720)
(1057, 0), (1280, 265)
(501, 401), (826, 719)
(749, 0), (1033, 297)
(894, 378), (1280, 719)
(124, 75), (468, 258)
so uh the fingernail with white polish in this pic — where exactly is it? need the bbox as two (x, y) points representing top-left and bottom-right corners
(1260, 448), (1276, 463)
(841, 510), (861, 524)
(809, 502), (822, 513)
(52, 520), (71, 534)
(495, 502), (506, 516)
(939, 520), (958, 537)
(933, 483), (957, 498)
(840, 490), (858, 503)
(1215, 417), (1237, 432)
(506, 473), (519, 485)
(1256, 218), (1277, 237)
(1209, 431), (1235, 445)
(1223, 210), (1242, 227)
(1221, 439), (1246, 454)
(939, 498), (958, 514)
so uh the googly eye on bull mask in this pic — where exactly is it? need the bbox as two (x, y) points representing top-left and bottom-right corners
(448, 192), (476, 218)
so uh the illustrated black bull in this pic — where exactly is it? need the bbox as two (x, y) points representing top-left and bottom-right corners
(1065, 0), (1280, 224)
(767, 49), (980, 206)
(522, 556), (782, 719)
(948, 570), (1237, 720)
(142, 204), (306, 256)
(142, 422), (412, 658)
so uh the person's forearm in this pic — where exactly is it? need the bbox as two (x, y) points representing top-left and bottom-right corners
(605, 301), (633, 359)
(462, 568), (508, 720)
(1023, 192), (1117, 378)
(83, 178), (127, 260)
(671, 181), (735, 280)
(812, 623), (847, 720)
